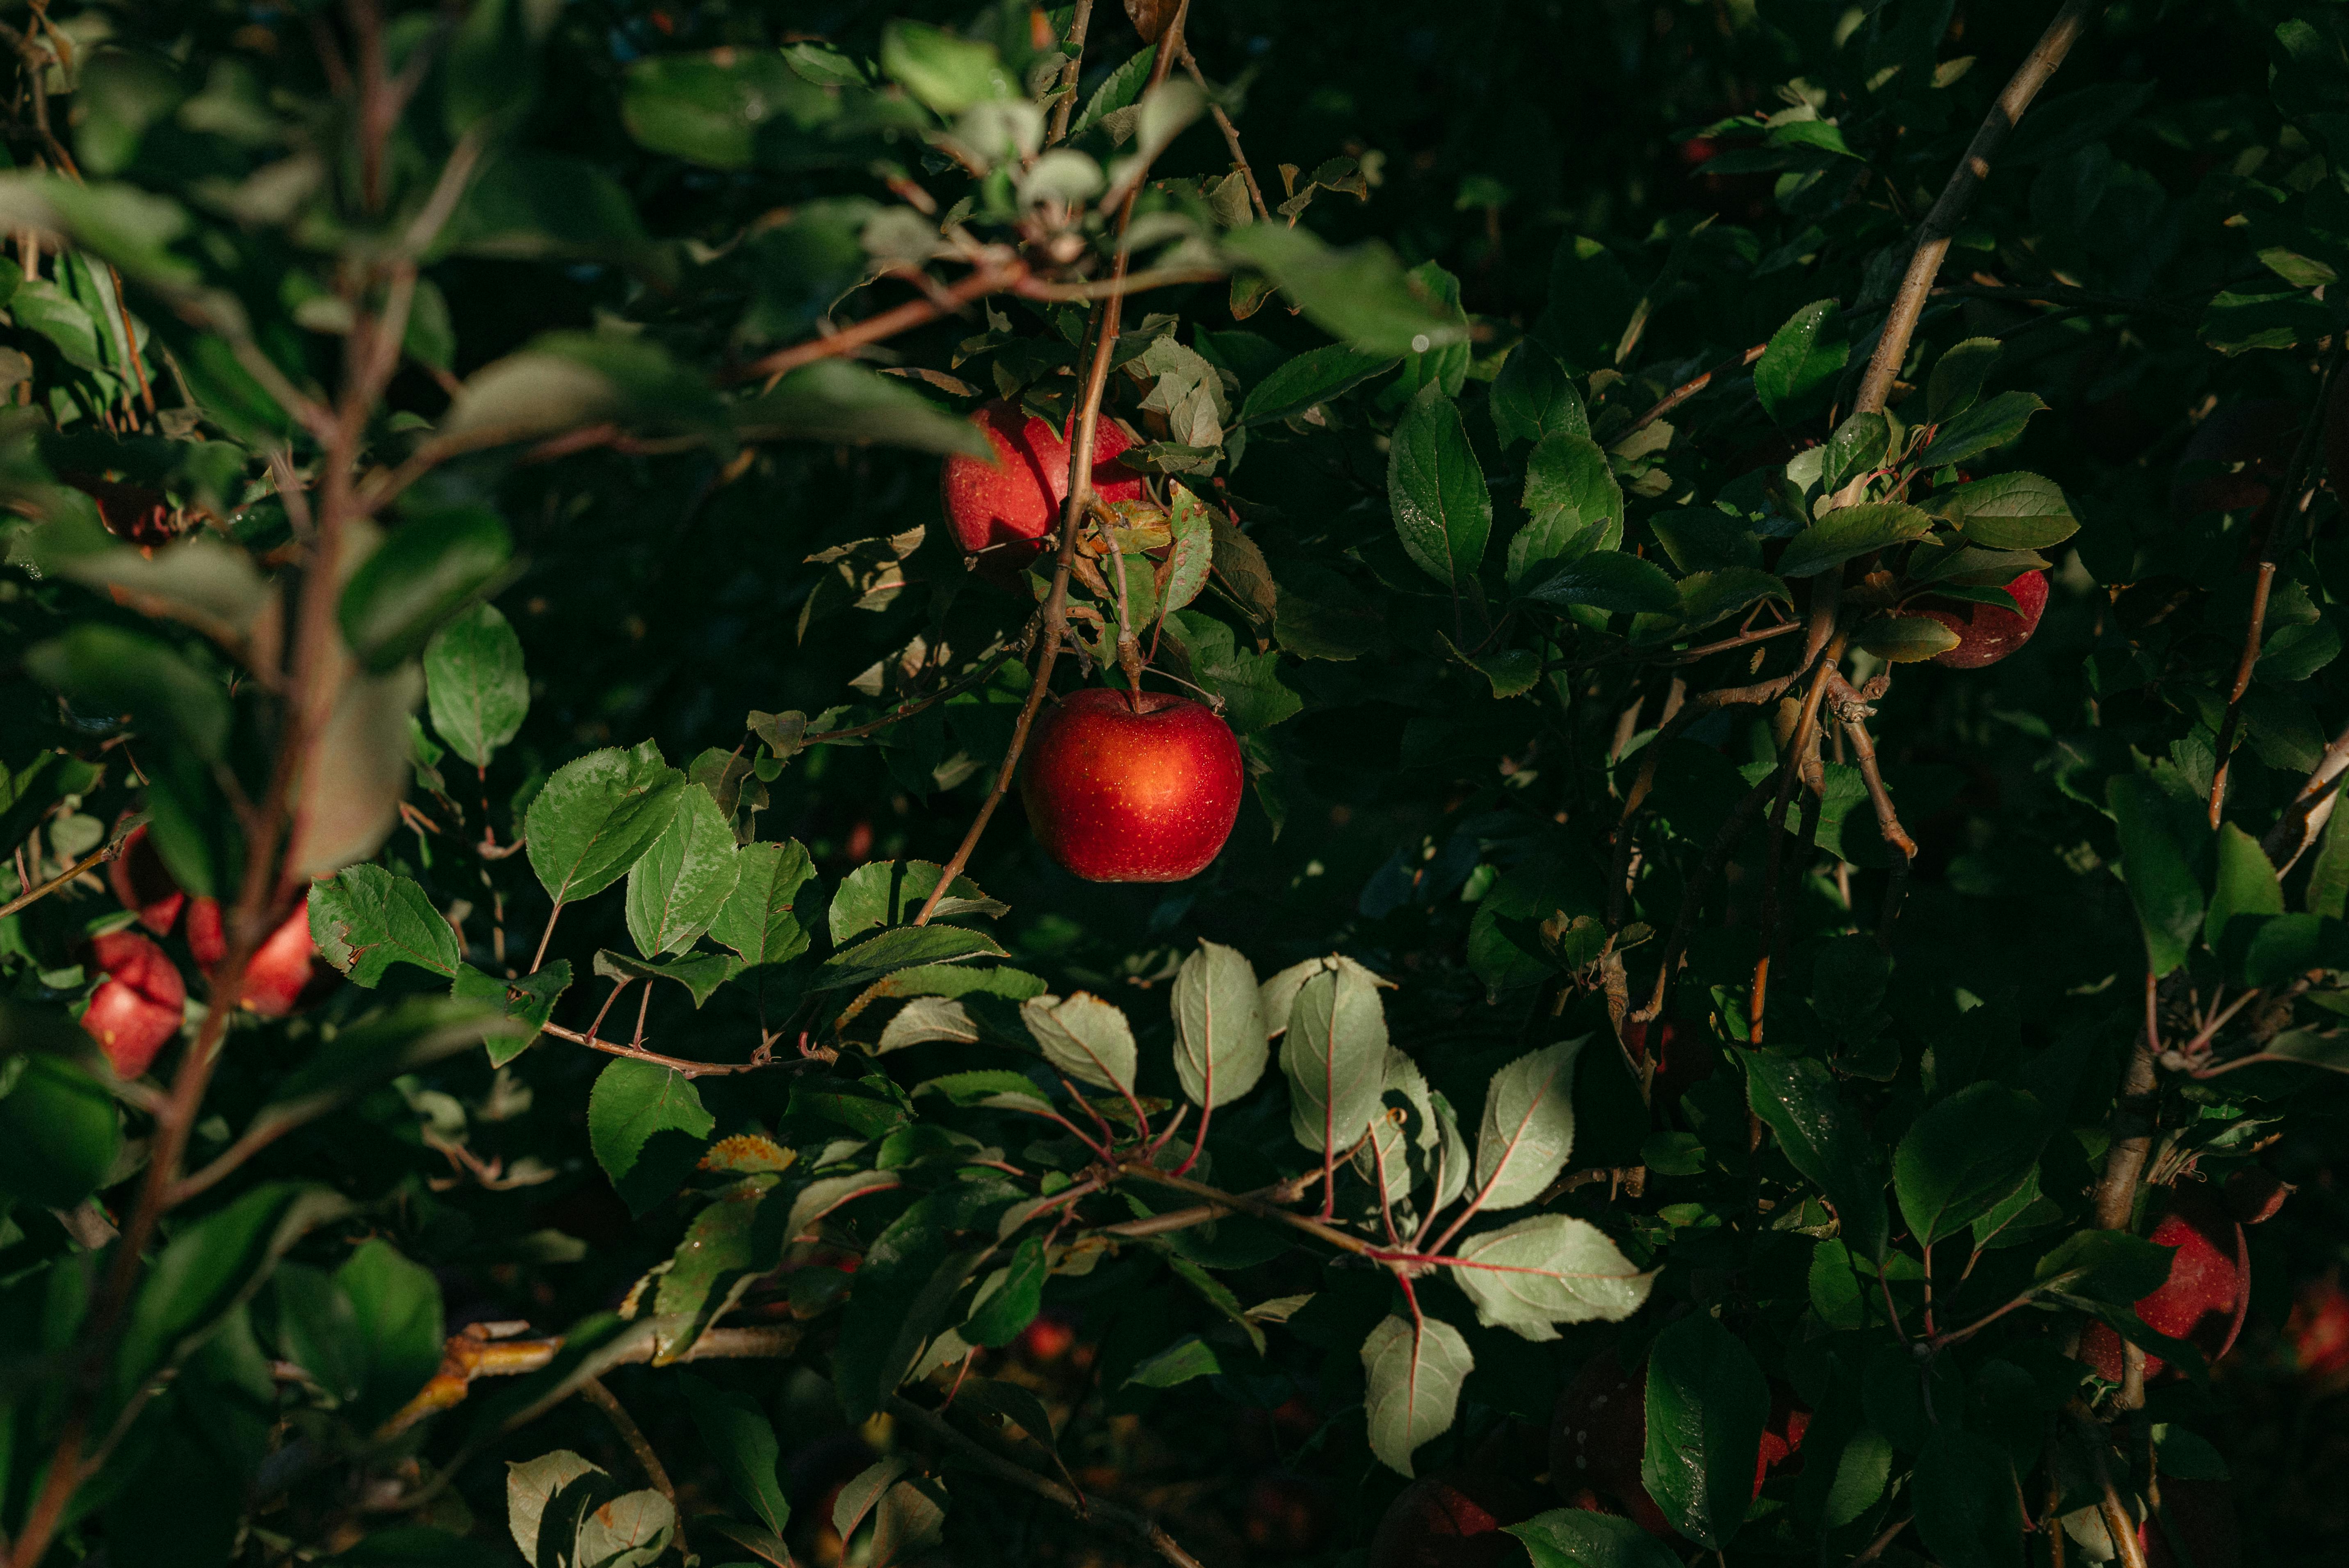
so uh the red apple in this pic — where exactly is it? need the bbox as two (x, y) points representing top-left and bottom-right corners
(186, 893), (328, 1016)
(1915, 570), (2050, 669)
(61, 474), (174, 545)
(2222, 1167), (2291, 1225)
(939, 401), (1144, 576)
(2284, 1277), (2349, 1381)
(107, 823), (186, 937)
(2141, 1477), (2242, 1568)
(80, 929), (186, 1077)
(2080, 1190), (2249, 1383)
(1019, 688), (1243, 883)
(1369, 1470), (1545, 1568)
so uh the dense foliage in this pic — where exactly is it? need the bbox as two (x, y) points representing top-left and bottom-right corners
(2, 1), (2347, 1566)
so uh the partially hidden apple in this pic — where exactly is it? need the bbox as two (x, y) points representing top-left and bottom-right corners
(186, 892), (328, 1016)
(2284, 1276), (2349, 1381)
(81, 928), (186, 1077)
(1549, 1350), (1809, 1541)
(940, 401), (1144, 577)
(1368, 1470), (1546, 1568)
(1914, 569), (2050, 669)
(107, 823), (186, 936)
(2080, 1189), (2249, 1383)
(1019, 688), (1244, 883)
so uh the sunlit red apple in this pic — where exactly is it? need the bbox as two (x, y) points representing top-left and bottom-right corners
(108, 823), (185, 936)
(81, 928), (185, 1077)
(186, 892), (328, 1016)
(2081, 1190), (2248, 1383)
(1915, 569), (2049, 669)
(940, 401), (1144, 577)
(1369, 1470), (1545, 1568)
(1019, 688), (1244, 883)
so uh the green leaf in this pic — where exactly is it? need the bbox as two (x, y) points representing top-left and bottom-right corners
(340, 507), (512, 675)
(1022, 992), (1137, 1094)
(592, 948), (738, 1008)
(683, 1376), (792, 1537)
(1652, 510), (1762, 573)
(576, 1489), (674, 1568)
(1166, 609), (1300, 733)
(2107, 774), (2206, 977)
(1521, 550), (1680, 613)
(0, 1053), (121, 1209)
(116, 1183), (353, 1404)
(1069, 46), (1153, 140)
(25, 622), (230, 760)
(733, 360), (992, 456)
(1894, 1083), (2045, 1247)
(524, 743), (689, 908)
(1936, 472), (2078, 551)
(2309, 804), (2349, 918)
(1472, 1040), (1584, 1210)
(587, 1058), (716, 1216)
(337, 1240), (444, 1428)
(2205, 822), (2283, 953)
(1398, 261), (1472, 397)
(1740, 1051), (1890, 1259)
(1676, 568), (1789, 634)
(310, 864), (463, 985)
(1172, 938), (1268, 1110)
(829, 859), (1006, 941)
(964, 1235), (1049, 1348)
(423, 602), (529, 770)
(2200, 288), (2340, 355)
(1360, 1312), (1473, 1476)
(1446, 1213), (1652, 1336)
(1821, 412), (1891, 494)
(1125, 1335), (1222, 1388)
(1641, 1312), (1768, 1549)
(450, 962), (570, 1067)
(1522, 432), (1624, 545)
(440, 332), (723, 451)
(1510, 1508), (1685, 1568)
(1280, 960), (1390, 1162)
(653, 1177), (777, 1362)
(1777, 504), (1935, 578)
(708, 839), (817, 969)
(506, 1452), (607, 1566)
(1490, 343), (1588, 449)
(1912, 1427), (2025, 1568)
(2034, 1229), (2176, 1306)
(1239, 344), (1398, 425)
(1388, 385), (1491, 595)
(1927, 337), (2002, 423)
(1533, 235), (1637, 375)
(624, 783), (741, 958)
(1856, 613), (1964, 663)
(880, 21), (1010, 116)
(1821, 1426), (1895, 1530)
(1220, 224), (1471, 358)
(816, 925), (1008, 991)
(1754, 299), (1847, 422)
(1919, 391), (2047, 469)
(834, 1179), (1019, 1419)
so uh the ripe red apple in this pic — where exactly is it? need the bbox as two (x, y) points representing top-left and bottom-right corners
(1019, 688), (1243, 883)
(1621, 1016), (1717, 1107)
(939, 401), (1144, 576)
(108, 824), (186, 937)
(2080, 1190), (2249, 1383)
(1550, 1351), (1808, 1541)
(2141, 1477), (2242, 1568)
(2284, 1277), (2349, 1381)
(80, 928), (186, 1077)
(1914, 570), (2050, 669)
(185, 893), (327, 1016)
(1369, 1470), (1545, 1568)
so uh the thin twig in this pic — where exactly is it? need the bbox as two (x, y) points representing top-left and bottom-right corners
(0, 833), (125, 920)
(726, 260), (1027, 386)
(1624, 342), (1766, 437)
(1853, 0), (2103, 411)
(578, 1378), (686, 1559)
(1178, 42), (1273, 221)
(889, 1396), (1207, 1568)
(1043, 0), (1096, 147)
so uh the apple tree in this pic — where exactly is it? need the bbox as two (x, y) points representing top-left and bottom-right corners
(0, 1), (2345, 1566)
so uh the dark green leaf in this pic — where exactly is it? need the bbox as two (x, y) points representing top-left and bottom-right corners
(2106, 774), (2205, 976)
(963, 1235), (1048, 1347)
(834, 1179), (1020, 1419)
(1911, 1427), (2025, 1568)
(1754, 299), (1847, 422)
(1239, 345), (1398, 425)
(709, 839), (818, 969)
(340, 508), (511, 675)
(1510, 1508), (1684, 1568)
(683, 1376), (792, 1537)
(624, 783), (741, 958)
(310, 864), (463, 985)
(1642, 1313), (1769, 1549)
(424, 602), (529, 770)
(1936, 472), (2078, 551)
(1740, 1050), (1889, 1258)
(0, 1053), (121, 1209)
(450, 962), (571, 1067)
(1221, 224), (1471, 358)
(25, 623), (230, 760)
(524, 743), (689, 908)
(1777, 504), (1934, 578)
(1490, 343), (1588, 448)
(1927, 337), (2002, 423)
(2033, 1230), (2176, 1306)
(1521, 550), (1680, 613)
(591, 948), (737, 1008)
(1388, 385), (1491, 595)
(587, 1058), (715, 1215)
(816, 926), (1009, 991)
(338, 1240), (444, 1428)
(1919, 392), (2047, 469)
(1894, 1083), (2045, 1247)
(733, 361), (991, 456)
